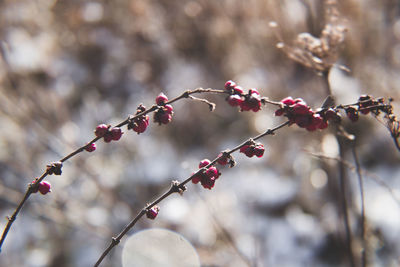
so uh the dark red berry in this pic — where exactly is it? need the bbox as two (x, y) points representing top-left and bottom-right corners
(146, 206), (160, 219)
(217, 153), (229, 166)
(85, 143), (96, 152)
(132, 118), (149, 134)
(95, 124), (109, 137)
(206, 166), (219, 179)
(110, 127), (123, 141)
(346, 107), (359, 122)
(103, 133), (113, 143)
(156, 93), (168, 105)
(201, 176), (216, 189)
(192, 173), (202, 184)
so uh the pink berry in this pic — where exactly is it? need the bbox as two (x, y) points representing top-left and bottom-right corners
(85, 143), (96, 152)
(281, 97), (295, 106)
(240, 95), (261, 112)
(164, 104), (174, 114)
(110, 127), (123, 141)
(224, 80), (237, 91)
(38, 181), (51, 195)
(227, 95), (243, 107)
(199, 159), (211, 168)
(95, 124), (109, 137)
(146, 206), (160, 220)
(249, 88), (260, 96)
(156, 93), (168, 105)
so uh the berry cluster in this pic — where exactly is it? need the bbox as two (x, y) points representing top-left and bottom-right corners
(225, 80), (262, 112)
(128, 104), (150, 134)
(240, 142), (265, 158)
(192, 159), (221, 190)
(154, 93), (174, 125)
(275, 97), (329, 131)
(344, 95), (387, 122)
(32, 180), (51, 195)
(95, 124), (123, 143)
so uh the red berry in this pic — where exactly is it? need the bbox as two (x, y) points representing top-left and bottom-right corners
(199, 159), (211, 168)
(294, 115), (311, 128)
(292, 102), (311, 115)
(281, 97), (295, 106)
(233, 85), (244, 95)
(217, 153), (229, 166)
(133, 118), (149, 134)
(240, 95), (261, 112)
(249, 88), (260, 96)
(318, 119), (329, 130)
(206, 166), (219, 179)
(156, 93), (168, 105)
(85, 143), (96, 152)
(110, 127), (123, 141)
(240, 145), (250, 154)
(95, 124), (109, 137)
(38, 181), (51, 195)
(146, 206), (160, 220)
(253, 145), (265, 158)
(224, 80), (236, 90)
(192, 173), (202, 184)
(227, 95), (243, 107)
(201, 176), (216, 189)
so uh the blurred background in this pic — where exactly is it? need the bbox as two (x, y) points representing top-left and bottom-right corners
(0, 0), (400, 266)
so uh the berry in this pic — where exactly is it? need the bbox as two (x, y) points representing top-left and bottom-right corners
(227, 95), (243, 107)
(85, 143), (96, 152)
(154, 107), (173, 125)
(224, 80), (236, 91)
(103, 133), (113, 143)
(146, 206), (160, 220)
(38, 181), (51, 195)
(253, 144), (265, 158)
(346, 107), (359, 122)
(110, 127), (123, 141)
(240, 95), (261, 112)
(233, 85), (244, 95)
(292, 102), (311, 115)
(132, 117), (149, 134)
(217, 153), (229, 166)
(199, 159), (211, 168)
(201, 176), (216, 189)
(164, 104), (174, 114)
(281, 97), (295, 106)
(95, 124), (109, 137)
(156, 93), (168, 105)
(192, 173), (202, 184)
(206, 166), (219, 179)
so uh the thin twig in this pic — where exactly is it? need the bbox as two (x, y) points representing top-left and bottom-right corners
(351, 141), (366, 267)
(337, 137), (356, 267)
(94, 121), (290, 266)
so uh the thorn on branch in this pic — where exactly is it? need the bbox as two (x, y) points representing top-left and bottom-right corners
(188, 95), (216, 111)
